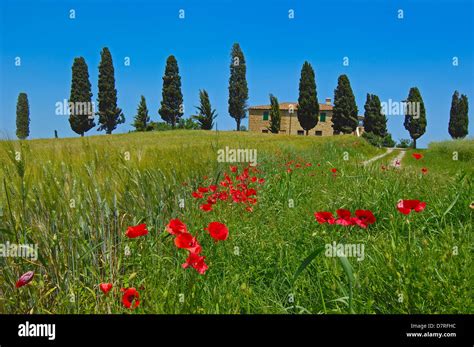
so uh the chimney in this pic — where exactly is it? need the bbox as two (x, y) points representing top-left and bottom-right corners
(325, 98), (331, 105)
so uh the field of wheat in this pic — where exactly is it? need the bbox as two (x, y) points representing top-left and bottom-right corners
(0, 131), (472, 314)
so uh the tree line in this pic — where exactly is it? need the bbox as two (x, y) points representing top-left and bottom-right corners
(15, 44), (469, 147)
(268, 61), (468, 148)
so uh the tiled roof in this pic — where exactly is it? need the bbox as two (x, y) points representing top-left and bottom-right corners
(249, 102), (333, 111)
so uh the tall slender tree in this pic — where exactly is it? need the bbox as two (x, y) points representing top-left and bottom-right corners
(97, 47), (124, 134)
(132, 95), (150, 131)
(69, 57), (94, 136)
(297, 62), (319, 135)
(16, 92), (30, 139)
(363, 93), (387, 137)
(159, 55), (183, 128)
(332, 75), (358, 134)
(449, 91), (469, 139)
(268, 94), (281, 134)
(194, 89), (217, 130)
(403, 87), (426, 149)
(228, 43), (248, 131)
(458, 94), (469, 137)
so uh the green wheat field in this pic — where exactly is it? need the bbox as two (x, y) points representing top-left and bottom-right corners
(0, 131), (472, 314)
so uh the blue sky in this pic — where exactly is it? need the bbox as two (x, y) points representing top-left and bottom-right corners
(0, 0), (473, 147)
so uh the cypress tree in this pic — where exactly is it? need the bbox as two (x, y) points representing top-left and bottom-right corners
(97, 47), (124, 134)
(332, 75), (358, 134)
(403, 87), (426, 149)
(363, 93), (387, 137)
(458, 94), (469, 138)
(297, 61), (319, 135)
(159, 55), (183, 128)
(268, 94), (281, 134)
(194, 89), (217, 130)
(16, 92), (30, 139)
(228, 43), (249, 131)
(449, 91), (469, 139)
(132, 95), (150, 131)
(69, 57), (94, 136)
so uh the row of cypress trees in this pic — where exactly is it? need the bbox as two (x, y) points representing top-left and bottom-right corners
(278, 61), (468, 148)
(15, 44), (469, 144)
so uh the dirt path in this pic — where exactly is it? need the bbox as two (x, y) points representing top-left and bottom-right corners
(390, 150), (406, 168)
(362, 148), (394, 166)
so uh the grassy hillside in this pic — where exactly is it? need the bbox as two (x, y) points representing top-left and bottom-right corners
(0, 131), (472, 314)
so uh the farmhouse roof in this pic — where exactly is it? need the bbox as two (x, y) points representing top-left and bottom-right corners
(249, 102), (333, 111)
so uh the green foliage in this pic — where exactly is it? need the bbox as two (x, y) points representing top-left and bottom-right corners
(97, 47), (125, 134)
(148, 121), (172, 131)
(449, 91), (469, 139)
(362, 132), (395, 148)
(403, 87), (426, 148)
(396, 138), (413, 148)
(332, 75), (358, 134)
(132, 95), (150, 132)
(159, 55), (184, 128)
(363, 93), (387, 137)
(177, 117), (200, 130)
(297, 61), (319, 135)
(228, 43), (248, 131)
(16, 92), (30, 139)
(194, 90), (217, 130)
(268, 94), (281, 134)
(69, 57), (95, 136)
(0, 133), (471, 314)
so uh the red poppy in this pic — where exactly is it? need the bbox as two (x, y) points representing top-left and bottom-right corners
(230, 166), (238, 173)
(258, 178), (265, 184)
(174, 233), (202, 254)
(192, 191), (204, 199)
(205, 222), (229, 242)
(99, 283), (113, 294)
(412, 153), (423, 160)
(286, 168), (293, 173)
(198, 187), (209, 193)
(306, 163), (312, 167)
(200, 203), (213, 212)
(335, 209), (353, 226)
(397, 200), (426, 214)
(314, 211), (336, 224)
(251, 176), (258, 182)
(421, 167), (428, 174)
(182, 253), (208, 275)
(15, 271), (34, 288)
(352, 210), (376, 228)
(121, 287), (140, 309)
(331, 168), (337, 174)
(125, 223), (148, 238)
(209, 185), (218, 192)
(166, 219), (187, 236)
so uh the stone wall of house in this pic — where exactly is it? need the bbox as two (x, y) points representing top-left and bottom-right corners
(248, 109), (335, 136)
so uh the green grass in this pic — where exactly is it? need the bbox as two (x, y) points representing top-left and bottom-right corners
(0, 131), (472, 314)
